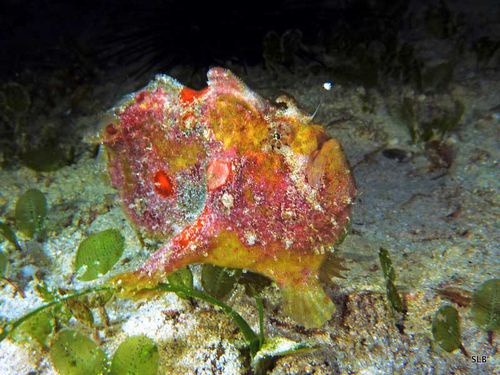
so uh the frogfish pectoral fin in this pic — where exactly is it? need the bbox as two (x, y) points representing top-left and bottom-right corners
(112, 212), (214, 298)
(111, 244), (206, 299)
(110, 269), (162, 299)
(282, 278), (335, 329)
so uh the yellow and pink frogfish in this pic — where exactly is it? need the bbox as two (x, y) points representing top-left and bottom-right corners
(103, 68), (356, 328)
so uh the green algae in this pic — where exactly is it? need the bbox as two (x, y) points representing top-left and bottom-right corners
(15, 189), (47, 239)
(0, 251), (7, 276)
(12, 309), (55, 348)
(379, 247), (396, 282)
(252, 337), (319, 375)
(432, 305), (462, 353)
(0, 287), (112, 343)
(110, 335), (159, 375)
(75, 229), (124, 281)
(398, 96), (465, 143)
(20, 141), (74, 172)
(49, 330), (107, 375)
(470, 279), (500, 332)
(0, 222), (21, 252)
(379, 247), (404, 313)
(201, 264), (241, 300)
(167, 267), (193, 299)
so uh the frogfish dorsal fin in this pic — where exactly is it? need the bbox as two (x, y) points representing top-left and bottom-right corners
(207, 67), (266, 112)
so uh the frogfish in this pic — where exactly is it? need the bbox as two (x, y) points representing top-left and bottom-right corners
(103, 68), (356, 328)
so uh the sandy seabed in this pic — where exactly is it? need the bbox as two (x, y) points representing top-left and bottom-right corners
(0, 63), (498, 374)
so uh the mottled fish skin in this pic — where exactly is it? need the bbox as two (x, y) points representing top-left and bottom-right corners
(103, 68), (356, 328)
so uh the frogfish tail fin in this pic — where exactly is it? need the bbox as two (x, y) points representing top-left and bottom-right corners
(282, 279), (335, 329)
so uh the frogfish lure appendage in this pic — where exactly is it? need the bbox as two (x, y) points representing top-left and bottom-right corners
(103, 68), (356, 328)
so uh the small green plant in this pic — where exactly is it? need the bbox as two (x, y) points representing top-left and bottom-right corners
(20, 141), (74, 172)
(15, 188), (47, 239)
(433, 278), (499, 352)
(421, 100), (464, 142)
(0, 285), (111, 341)
(0, 222), (22, 251)
(378, 247), (405, 313)
(0, 223), (24, 295)
(0, 251), (7, 276)
(398, 97), (418, 142)
(0, 249), (25, 297)
(49, 329), (107, 375)
(12, 309), (55, 348)
(166, 266), (193, 299)
(0, 190), (47, 295)
(397, 97), (465, 143)
(0, 81), (75, 171)
(251, 337), (318, 374)
(470, 279), (499, 333)
(110, 335), (159, 375)
(75, 229), (125, 281)
(0, 190), (47, 276)
(432, 305), (463, 353)
(201, 264), (242, 300)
